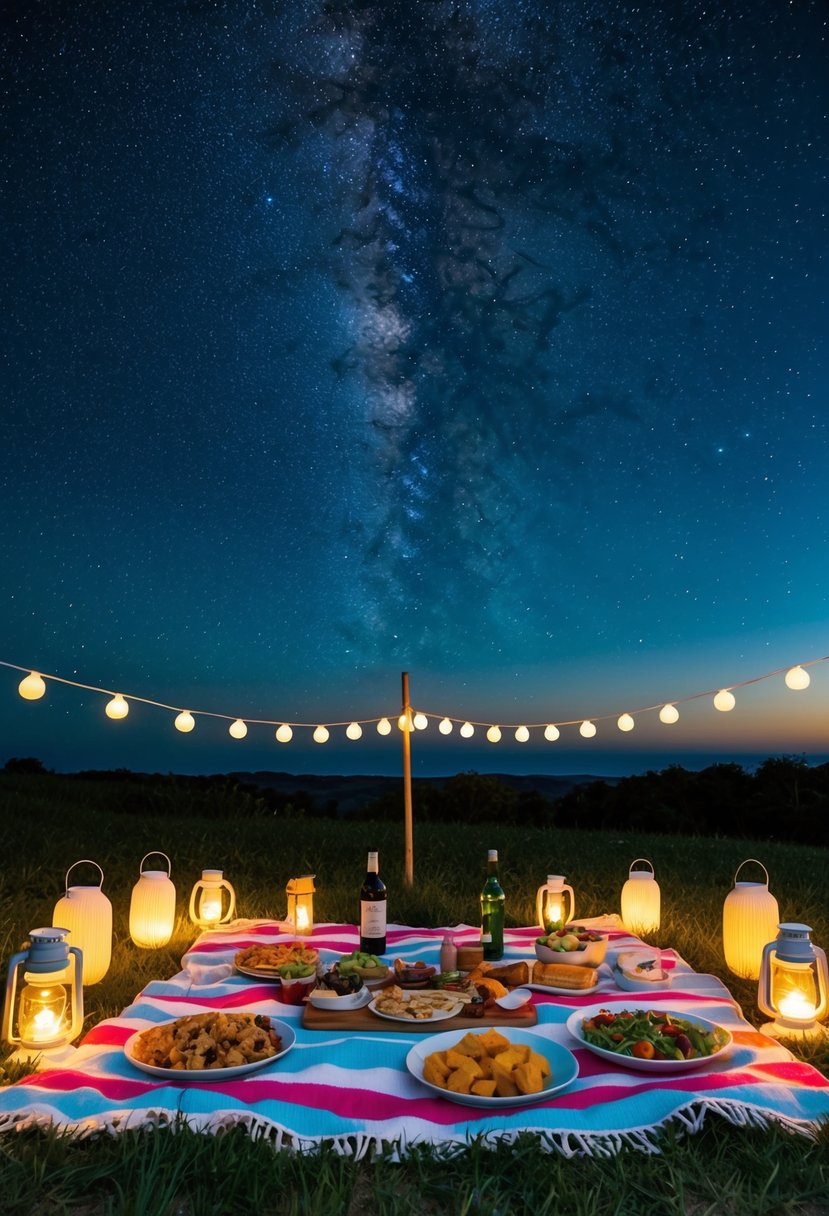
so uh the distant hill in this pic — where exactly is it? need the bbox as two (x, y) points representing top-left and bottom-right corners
(229, 771), (614, 816)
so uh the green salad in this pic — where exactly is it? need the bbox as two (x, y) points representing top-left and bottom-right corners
(581, 1008), (728, 1061)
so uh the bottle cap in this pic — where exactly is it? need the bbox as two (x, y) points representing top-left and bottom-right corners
(487, 849), (498, 861)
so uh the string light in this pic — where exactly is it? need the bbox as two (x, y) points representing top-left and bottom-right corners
(617, 713), (635, 732)
(460, 721), (475, 738)
(105, 694), (129, 720)
(275, 724), (293, 743)
(228, 719), (247, 739)
(376, 718), (392, 735)
(486, 725), (501, 743)
(413, 711), (428, 730)
(174, 711), (195, 733)
(785, 665), (810, 691)
(580, 720), (597, 738)
(346, 722), (363, 740)
(544, 724), (560, 741)
(515, 725), (530, 742)
(658, 704), (679, 725)
(313, 725), (329, 744)
(439, 717), (453, 735)
(18, 672), (45, 701)
(713, 689), (736, 712)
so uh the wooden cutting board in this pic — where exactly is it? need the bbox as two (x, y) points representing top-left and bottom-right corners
(303, 1001), (538, 1033)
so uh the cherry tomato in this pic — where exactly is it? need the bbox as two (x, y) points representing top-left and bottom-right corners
(632, 1040), (655, 1060)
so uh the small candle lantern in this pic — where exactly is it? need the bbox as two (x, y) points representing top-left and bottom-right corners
(621, 859), (661, 936)
(723, 859), (780, 979)
(189, 869), (236, 929)
(129, 852), (176, 948)
(536, 875), (575, 931)
(285, 874), (315, 934)
(52, 859), (113, 985)
(2, 928), (83, 1067)
(758, 923), (829, 1037)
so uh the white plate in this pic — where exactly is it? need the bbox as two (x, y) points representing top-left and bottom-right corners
(565, 1001), (732, 1073)
(525, 975), (600, 997)
(368, 994), (464, 1024)
(406, 1028), (579, 1108)
(125, 1016), (295, 1081)
(235, 962), (318, 982)
(307, 986), (373, 1011)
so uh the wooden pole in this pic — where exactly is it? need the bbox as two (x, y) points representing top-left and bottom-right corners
(401, 671), (414, 886)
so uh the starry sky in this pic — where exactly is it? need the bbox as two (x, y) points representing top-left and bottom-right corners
(1, 0), (827, 777)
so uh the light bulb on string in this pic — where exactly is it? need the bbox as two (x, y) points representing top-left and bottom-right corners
(228, 719), (247, 739)
(785, 666), (810, 691)
(659, 704), (679, 725)
(376, 718), (392, 736)
(514, 725), (529, 743)
(398, 711), (413, 732)
(617, 713), (635, 732)
(275, 723), (293, 743)
(313, 725), (329, 744)
(460, 721), (474, 738)
(438, 718), (453, 735)
(18, 672), (46, 701)
(544, 724), (560, 741)
(174, 711), (195, 733)
(413, 712), (428, 730)
(580, 720), (597, 738)
(346, 722), (362, 740)
(105, 694), (129, 720)
(486, 725), (501, 743)
(714, 689), (736, 712)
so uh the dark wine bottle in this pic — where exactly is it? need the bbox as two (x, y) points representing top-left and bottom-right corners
(359, 850), (387, 954)
(480, 848), (505, 960)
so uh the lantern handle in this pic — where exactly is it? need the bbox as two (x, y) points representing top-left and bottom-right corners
(64, 859), (104, 893)
(139, 851), (172, 877)
(733, 858), (770, 887)
(628, 858), (655, 877)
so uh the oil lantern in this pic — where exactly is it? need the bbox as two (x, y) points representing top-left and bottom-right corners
(189, 869), (236, 929)
(52, 859), (113, 985)
(536, 875), (575, 932)
(285, 874), (315, 934)
(621, 859), (661, 936)
(2, 928), (83, 1067)
(758, 923), (829, 1037)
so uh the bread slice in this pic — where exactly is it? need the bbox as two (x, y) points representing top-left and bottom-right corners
(532, 961), (598, 990)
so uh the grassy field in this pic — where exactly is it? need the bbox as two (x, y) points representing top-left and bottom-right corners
(1, 771), (829, 1214)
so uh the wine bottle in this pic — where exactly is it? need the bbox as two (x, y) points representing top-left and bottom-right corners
(359, 850), (387, 954)
(480, 848), (505, 960)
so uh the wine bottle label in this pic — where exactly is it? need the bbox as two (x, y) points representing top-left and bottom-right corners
(481, 932), (492, 943)
(361, 900), (386, 937)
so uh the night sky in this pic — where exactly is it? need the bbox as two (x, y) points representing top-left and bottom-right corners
(2, 0), (827, 777)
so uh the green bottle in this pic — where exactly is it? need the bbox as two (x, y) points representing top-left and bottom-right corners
(480, 848), (505, 960)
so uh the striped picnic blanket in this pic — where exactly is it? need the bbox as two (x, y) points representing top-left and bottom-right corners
(1, 919), (828, 1158)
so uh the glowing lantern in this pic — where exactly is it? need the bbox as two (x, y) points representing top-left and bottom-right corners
(398, 711), (413, 731)
(536, 875), (575, 931)
(285, 874), (315, 934)
(189, 869), (236, 929)
(658, 704), (679, 724)
(376, 718), (392, 735)
(617, 713), (635, 732)
(105, 694), (129, 720)
(544, 724), (560, 741)
(276, 723), (293, 742)
(228, 719), (248, 739)
(18, 672), (46, 700)
(486, 725), (501, 743)
(713, 689), (736, 712)
(579, 720), (597, 738)
(130, 853), (176, 948)
(413, 712), (428, 730)
(346, 722), (363, 739)
(439, 718), (453, 735)
(515, 725), (530, 742)
(785, 666), (810, 691)
(460, 721), (475, 738)
(758, 924), (829, 1037)
(313, 724), (330, 743)
(722, 859), (780, 979)
(2, 928), (83, 1067)
(621, 859), (661, 935)
(52, 860), (112, 985)
(174, 710), (195, 733)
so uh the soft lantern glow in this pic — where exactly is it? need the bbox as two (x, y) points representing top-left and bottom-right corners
(486, 725), (501, 743)
(313, 725), (330, 743)
(758, 924), (829, 1037)
(544, 724), (560, 741)
(713, 689), (736, 712)
(129, 853), (176, 948)
(413, 712), (429, 730)
(2, 928), (83, 1067)
(536, 875), (575, 931)
(621, 859), (661, 935)
(785, 665), (811, 691)
(658, 703), (679, 724)
(18, 672), (46, 700)
(398, 711), (413, 732)
(276, 723), (293, 742)
(376, 717), (392, 735)
(189, 869), (236, 929)
(105, 693), (129, 720)
(439, 717), (453, 735)
(460, 721), (475, 738)
(617, 713), (635, 732)
(346, 721), (363, 740)
(285, 874), (315, 934)
(722, 859), (780, 979)
(228, 719), (248, 739)
(515, 725), (530, 742)
(52, 860), (112, 985)
(174, 710), (195, 733)
(579, 720), (597, 738)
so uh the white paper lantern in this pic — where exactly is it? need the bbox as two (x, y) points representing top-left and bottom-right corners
(621, 858), (661, 936)
(723, 858), (780, 979)
(130, 853), (176, 948)
(53, 860), (113, 985)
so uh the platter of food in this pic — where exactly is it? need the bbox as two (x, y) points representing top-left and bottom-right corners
(369, 985), (464, 1023)
(234, 942), (319, 981)
(406, 1027), (579, 1108)
(125, 1012), (295, 1081)
(565, 1002), (731, 1072)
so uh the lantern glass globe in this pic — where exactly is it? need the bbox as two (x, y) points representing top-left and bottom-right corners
(785, 665), (810, 691)
(413, 712), (428, 730)
(275, 723), (293, 743)
(313, 725), (329, 744)
(18, 672), (46, 700)
(376, 717), (392, 735)
(438, 717), (453, 735)
(515, 725), (530, 742)
(228, 719), (247, 739)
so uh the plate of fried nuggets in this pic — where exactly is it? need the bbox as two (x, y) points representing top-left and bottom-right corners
(125, 1011), (296, 1081)
(407, 1027), (579, 1108)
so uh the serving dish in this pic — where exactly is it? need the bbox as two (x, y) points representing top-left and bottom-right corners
(535, 930), (608, 967)
(307, 985), (373, 1011)
(565, 1001), (731, 1073)
(368, 991), (464, 1024)
(124, 1016), (295, 1081)
(406, 1028), (578, 1108)
(611, 951), (672, 993)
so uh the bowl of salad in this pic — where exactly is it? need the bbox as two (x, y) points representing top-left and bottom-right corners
(566, 1001), (732, 1072)
(535, 927), (608, 967)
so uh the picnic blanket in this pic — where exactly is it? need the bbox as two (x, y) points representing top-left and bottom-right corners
(1, 918), (828, 1158)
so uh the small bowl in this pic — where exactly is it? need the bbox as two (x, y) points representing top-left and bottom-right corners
(307, 986), (372, 1011)
(277, 972), (318, 1005)
(535, 935), (608, 968)
(612, 951), (671, 992)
